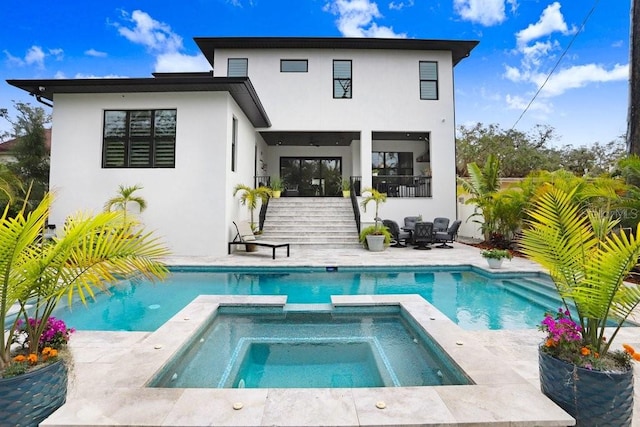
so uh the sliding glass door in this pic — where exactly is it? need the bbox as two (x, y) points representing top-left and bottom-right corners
(280, 157), (342, 196)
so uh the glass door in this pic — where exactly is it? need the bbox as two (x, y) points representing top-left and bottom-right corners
(280, 157), (342, 196)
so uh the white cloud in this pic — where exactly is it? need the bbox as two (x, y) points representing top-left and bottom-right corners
(505, 94), (552, 114)
(25, 46), (46, 68)
(324, 0), (406, 38)
(154, 52), (211, 73)
(515, 2), (575, 48)
(85, 49), (108, 58)
(453, 0), (506, 27)
(226, 0), (254, 6)
(3, 45), (63, 69)
(115, 10), (183, 53)
(388, 0), (414, 10)
(115, 10), (210, 73)
(535, 63), (629, 97)
(506, 0), (518, 14)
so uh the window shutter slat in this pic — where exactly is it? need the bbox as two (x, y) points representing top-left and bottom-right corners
(228, 58), (248, 77)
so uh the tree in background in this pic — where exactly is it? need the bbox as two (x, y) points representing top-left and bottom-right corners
(456, 123), (626, 178)
(1, 102), (51, 209)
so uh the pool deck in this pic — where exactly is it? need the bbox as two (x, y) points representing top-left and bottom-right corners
(41, 242), (640, 426)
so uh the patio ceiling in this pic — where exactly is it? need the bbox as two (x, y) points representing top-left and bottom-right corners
(260, 131), (429, 147)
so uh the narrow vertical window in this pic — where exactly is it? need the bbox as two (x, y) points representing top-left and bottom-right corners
(333, 60), (352, 99)
(228, 58), (248, 77)
(419, 61), (438, 100)
(231, 117), (238, 172)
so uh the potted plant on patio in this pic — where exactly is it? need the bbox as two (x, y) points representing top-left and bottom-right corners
(0, 193), (169, 426)
(233, 183), (272, 232)
(359, 187), (390, 251)
(520, 184), (640, 426)
(269, 178), (284, 198)
(480, 249), (512, 269)
(341, 179), (351, 198)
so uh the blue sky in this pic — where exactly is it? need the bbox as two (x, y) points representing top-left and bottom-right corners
(0, 0), (631, 148)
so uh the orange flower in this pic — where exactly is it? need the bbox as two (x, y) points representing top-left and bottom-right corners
(13, 354), (26, 362)
(623, 344), (635, 355)
(545, 338), (555, 348)
(48, 349), (58, 358)
(42, 347), (52, 356)
(633, 353), (640, 362)
(580, 347), (591, 356)
(27, 353), (38, 365)
(594, 352), (600, 358)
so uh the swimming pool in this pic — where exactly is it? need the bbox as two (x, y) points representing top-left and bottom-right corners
(55, 266), (560, 331)
(149, 306), (471, 388)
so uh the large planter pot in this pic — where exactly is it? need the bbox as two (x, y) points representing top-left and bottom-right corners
(539, 348), (633, 426)
(0, 360), (68, 427)
(365, 234), (386, 252)
(485, 258), (504, 269)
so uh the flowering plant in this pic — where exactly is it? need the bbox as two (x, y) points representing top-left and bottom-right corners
(539, 308), (637, 371)
(521, 185), (640, 369)
(0, 193), (169, 379)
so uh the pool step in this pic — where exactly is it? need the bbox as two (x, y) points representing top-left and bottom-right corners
(499, 278), (563, 312)
(284, 303), (334, 312)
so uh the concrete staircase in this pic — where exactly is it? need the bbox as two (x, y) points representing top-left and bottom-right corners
(259, 197), (361, 249)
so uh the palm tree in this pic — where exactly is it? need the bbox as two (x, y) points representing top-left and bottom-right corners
(360, 187), (387, 232)
(0, 194), (169, 370)
(104, 184), (147, 225)
(233, 184), (272, 230)
(458, 154), (501, 241)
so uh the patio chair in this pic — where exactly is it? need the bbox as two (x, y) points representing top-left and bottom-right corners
(433, 217), (450, 233)
(434, 220), (462, 249)
(403, 216), (421, 244)
(413, 222), (434, 250)
(382, 219), (411, 247)
(228, 221), (290, 259)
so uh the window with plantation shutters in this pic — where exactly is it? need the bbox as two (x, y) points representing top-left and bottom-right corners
(333, 60), (352, 99)
(419, 61), (438, 100)
(102, 109), (176, 168)
(228, 58), (248, 77)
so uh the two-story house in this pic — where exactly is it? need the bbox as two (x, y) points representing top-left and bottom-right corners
(7, 37), (477, 257)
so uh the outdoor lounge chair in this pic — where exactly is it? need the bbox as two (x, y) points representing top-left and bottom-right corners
(228, 221), (290, 259)
(382, 219), (411, 247)
(433, 217), (450, 233)
(413, 222), (434, 250)
(434, 220), (462, 249)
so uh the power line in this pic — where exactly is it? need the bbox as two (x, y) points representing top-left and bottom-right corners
(511, 0), (601, 130)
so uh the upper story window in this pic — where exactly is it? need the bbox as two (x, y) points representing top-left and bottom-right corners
(281, 59), (308, 72)
(103, 109), (176, 168)
(228, 58), (248, 77)
(419, 61), (438, 100)
(333, 60), (352, 99)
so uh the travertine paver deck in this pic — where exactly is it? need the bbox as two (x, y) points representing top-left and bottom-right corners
(41, 243), (640, 426)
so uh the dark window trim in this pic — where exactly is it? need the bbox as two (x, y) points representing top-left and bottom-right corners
(231, 116), (238, 172)
(333, 59), (352, 99)
(280, 59), (308, 72)
(102, 109), (176, 169)
(419, 61), (439, 100)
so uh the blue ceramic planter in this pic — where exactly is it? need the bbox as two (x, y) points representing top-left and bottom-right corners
(0, 360), (68, 427)
(539, 348), (633, 426)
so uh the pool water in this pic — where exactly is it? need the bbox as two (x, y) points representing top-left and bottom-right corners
(55, 266), (559, 331)
(149, 307), (471, 388)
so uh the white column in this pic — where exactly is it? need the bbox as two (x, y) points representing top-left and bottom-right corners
(359, 130), (372, 190)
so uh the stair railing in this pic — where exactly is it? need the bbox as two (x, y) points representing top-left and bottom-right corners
(350, 176), (361, 234)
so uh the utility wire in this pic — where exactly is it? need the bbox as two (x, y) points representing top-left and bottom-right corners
(511, 0), (601, 130)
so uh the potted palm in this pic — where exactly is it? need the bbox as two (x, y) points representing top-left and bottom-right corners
(269, 178), (284, 198)
(480, 249), (512, 269)
(341, 179), (351, 198)
(233, 184), (272, 251)
(359, 187), (390, 251)
(520, 185), (640, 426)
(0, 193), (169, 425)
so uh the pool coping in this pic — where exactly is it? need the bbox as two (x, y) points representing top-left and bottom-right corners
(43, 294), (575, 426)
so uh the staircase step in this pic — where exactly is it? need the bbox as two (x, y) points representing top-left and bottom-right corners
(261, 197), (361, 249)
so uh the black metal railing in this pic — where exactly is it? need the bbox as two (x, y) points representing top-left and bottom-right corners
(258, 196), (269, 231)
(349, 176), (361, 234)
(255, 175), (271, 188)
(372, 175), (431, 197)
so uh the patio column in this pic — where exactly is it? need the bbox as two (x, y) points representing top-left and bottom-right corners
(359, 130), (372, 190)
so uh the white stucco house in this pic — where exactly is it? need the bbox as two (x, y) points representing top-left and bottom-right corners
(7, 37), (478, 257)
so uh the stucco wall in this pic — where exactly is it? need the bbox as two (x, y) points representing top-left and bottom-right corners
(49, 91), (255, 257)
